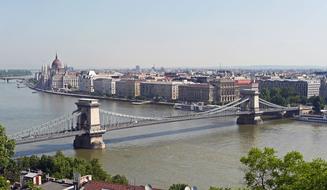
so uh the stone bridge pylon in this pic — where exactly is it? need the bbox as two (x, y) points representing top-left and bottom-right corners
(73, 99), (106, 149)
(236, 89), (263, 125)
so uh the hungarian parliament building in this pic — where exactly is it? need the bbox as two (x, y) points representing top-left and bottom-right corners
(35, 54), (79, 90)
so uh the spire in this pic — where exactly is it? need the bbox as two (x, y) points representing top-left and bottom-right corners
(55, 53), (58, 60)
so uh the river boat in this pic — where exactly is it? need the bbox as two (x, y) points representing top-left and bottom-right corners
(173, 102), (215, 112)
(294, 114), (327, 123)
(16, 84), (26, 88)
(131, 101), (151, 105)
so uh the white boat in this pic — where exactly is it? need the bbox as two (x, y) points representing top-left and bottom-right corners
(173, 102), (212, 112)
(294, 114), (327, 123)
(131, 101), (151, 105)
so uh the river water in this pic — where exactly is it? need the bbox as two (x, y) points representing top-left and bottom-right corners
(1, 81), (327, 189)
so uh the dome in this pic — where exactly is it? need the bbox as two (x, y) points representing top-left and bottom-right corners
(51, 54), (63, 69)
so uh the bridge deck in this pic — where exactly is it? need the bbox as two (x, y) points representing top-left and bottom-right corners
(14, 130), (85, 145)
(12, 95), (299, 145)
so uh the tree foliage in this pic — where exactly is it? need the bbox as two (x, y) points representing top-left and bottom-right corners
(169, 184), (188, 190)
(26, 181), (42, 190)
(260, 88), (307, 107)
(260, 87), (327, 113)
(0, 125), (15, 174)
(0, 125), (15, 188)
(111, 174), (128, 185)
(241, 147), (327, 190)
(208, 187), (232, 190)
(0, 176), (10, 190)
(15, 151), (128, 184)
(308, 96), (325, 113)
(0, 123), (128, 186)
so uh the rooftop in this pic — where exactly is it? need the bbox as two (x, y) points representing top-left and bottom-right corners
(39, 181), (74, 190)
(24, 172), (41, 178)
(83, 181), (160, 190)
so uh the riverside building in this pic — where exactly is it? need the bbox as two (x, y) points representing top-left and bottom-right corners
(212, 79), (240, 105)
(93, 78), (118, 96)
(79, 70), (97, 93)
(140, 81), (179, 101)
(259, 79), (320, 98)
(178, 83), (214, 104)
(115, 79), (141, 98)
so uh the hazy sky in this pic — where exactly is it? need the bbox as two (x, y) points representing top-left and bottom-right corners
(1, 0), (327, 69)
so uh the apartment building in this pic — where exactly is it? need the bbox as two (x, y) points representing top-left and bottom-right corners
(212, 79), (240, 105)
(178, 83), (214, 104)
(115, 79), (140, 98)
(259, 79), (320, 98)
(140, 81), (179, 101)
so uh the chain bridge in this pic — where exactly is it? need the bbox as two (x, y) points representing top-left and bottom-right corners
(9, 89), (300, 149)
(0, 76), (32, 82)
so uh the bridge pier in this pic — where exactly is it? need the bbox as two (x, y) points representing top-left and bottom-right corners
(237, 114), (263, 125)
(73, 99), (106, 149)
(237, 89), (263, 125)
(74, 133), (106, 149)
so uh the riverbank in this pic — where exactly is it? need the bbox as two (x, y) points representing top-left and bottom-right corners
(27, 83), (174, 106)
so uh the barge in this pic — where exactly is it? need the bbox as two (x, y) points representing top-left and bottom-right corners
(294, 114), (327, 123)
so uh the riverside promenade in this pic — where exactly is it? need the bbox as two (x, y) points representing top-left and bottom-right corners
(28, 83), (174, 106)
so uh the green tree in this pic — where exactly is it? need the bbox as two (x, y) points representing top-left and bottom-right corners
(260, 87), (310, 106)
(260, 89), (271, 102)
(3, 159), (20, 182)
(270, 95), (287, 107)
(26, 181), (42, 190)
(273, 151), (304, 190)
(14, 151), (126, 185)
(110, 175), (128, 185)
(288, 95), (300, 105)
(240, 147), (281, 190)
(269, 88), (280, 99)
(88, 159), (111, 182)
(240, 147), (327, 190)
(309, 96), (325, 113)
(208, 187), (232, 190)
(52, 151), (73, 179)
(169, 184), (188, 190)
(0, 125), (15, 175)
(299, 96), (308, 105)
(279, 88), (289, 99)
(0, 176), (10, 190)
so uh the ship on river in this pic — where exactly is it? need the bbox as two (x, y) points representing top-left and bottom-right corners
(173, 102), (218, 112)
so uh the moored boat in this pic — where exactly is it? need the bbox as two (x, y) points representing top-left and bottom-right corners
(173, 102), (217, 112)
(131, 101), (151, 105)
(294, 114), (327, 123)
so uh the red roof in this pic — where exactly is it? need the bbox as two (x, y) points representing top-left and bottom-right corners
(83, 181), (161, 190)
(235, 80), (252, 85)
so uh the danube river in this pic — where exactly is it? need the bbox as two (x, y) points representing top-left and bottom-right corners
(1, 81), (327, 189)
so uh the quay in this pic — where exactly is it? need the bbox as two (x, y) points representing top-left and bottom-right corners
(28, 84), (174, 106)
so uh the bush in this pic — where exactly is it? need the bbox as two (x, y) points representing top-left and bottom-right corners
(169, 184), (188, 190)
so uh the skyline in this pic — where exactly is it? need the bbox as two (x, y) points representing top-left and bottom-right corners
(1, 0), (327, 69)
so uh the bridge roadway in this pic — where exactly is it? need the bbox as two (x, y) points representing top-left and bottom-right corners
(0, 76), (32, 81)
(14, 107), (298, 145)
(14, 130), (86, 145)
(104, 107), (298, 131)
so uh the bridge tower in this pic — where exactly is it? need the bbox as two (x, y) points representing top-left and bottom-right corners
(237, 89), (263, 125)
(73, 99), (106, 149)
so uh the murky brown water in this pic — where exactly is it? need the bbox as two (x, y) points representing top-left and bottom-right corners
(1, 81), (327, 189)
